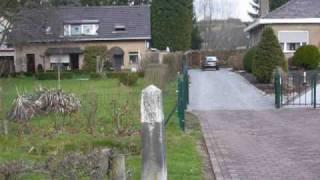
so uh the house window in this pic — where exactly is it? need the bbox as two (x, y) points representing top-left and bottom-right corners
(50, 55), (71, 70)
(129, 52), (139, 64)
(64, 24), (99, 36)
(278, 31), (309, 53)
(64, 25), (70, 36)
(45, 26), (52, 35)
(287, 43), (301, 51)
(280, 43), (285, 51)
(82, 24), (98, 35)
(71, 25), (81, 36)
(114, 25), (127, 33)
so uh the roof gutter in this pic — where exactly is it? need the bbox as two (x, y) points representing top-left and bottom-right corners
(29, 36), (152, 43)
(244, 18), (320, 32)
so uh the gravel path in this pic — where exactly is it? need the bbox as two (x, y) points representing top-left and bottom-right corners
(189, 69), (274, 111)
(190, 69), (320, 180)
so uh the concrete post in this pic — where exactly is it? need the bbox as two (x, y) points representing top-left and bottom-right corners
(111, 154), (126, 180)
(141, 85), (167, 180)
(96, 56), (101, 73)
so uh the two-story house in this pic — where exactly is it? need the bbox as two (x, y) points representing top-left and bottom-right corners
(245, 0), (320, 58)
(6, 5), (151, 73)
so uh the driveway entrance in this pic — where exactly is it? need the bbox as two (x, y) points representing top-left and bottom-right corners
(189, 69), (274, 111)
(190, 69), (320, 180)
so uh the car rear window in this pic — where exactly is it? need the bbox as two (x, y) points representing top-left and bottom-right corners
(206, 57), (217, 61)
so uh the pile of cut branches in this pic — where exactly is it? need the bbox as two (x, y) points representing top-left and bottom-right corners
(7, 87), (81, 123)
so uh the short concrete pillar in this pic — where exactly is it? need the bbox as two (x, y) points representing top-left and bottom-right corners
(111, 154), (126, 180)
(141, 85), (167, 180)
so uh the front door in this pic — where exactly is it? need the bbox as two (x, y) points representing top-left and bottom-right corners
(113, 55), (124, 71)
(26, 54), (35, 73)
(70, 54), (79, 70)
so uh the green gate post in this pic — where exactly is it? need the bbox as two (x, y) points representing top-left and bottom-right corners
(185, 68), (189, 105)
(183, 69), (188, 108)
(181, 76), (186, 111)
(313, 75), (317, 109)
(275, 69), (281, 109)
(177, 76), (185, 131)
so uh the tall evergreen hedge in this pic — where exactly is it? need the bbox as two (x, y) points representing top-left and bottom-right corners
(243, 47), (258, 73)
(253, 27), (287, 83)
(151, 0), (193, 51)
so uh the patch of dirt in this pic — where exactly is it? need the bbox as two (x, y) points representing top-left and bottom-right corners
(238, 71), (274, 94)
(186, 113), (216, 180)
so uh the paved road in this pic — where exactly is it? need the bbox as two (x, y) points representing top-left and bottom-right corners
(190, 69), (320, 180)
(189, 69), (274, 111)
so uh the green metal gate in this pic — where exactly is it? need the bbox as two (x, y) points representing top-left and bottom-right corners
(177, 64), (189, 131)
(164, 58), (189, 131)
(275, 69), (319, 109)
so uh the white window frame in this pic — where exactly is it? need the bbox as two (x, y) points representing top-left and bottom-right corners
(129, 51), (140, 64)
(70, 24), (81, 36)
(278, 31), (309, 53)
(64, 24), (99, 36)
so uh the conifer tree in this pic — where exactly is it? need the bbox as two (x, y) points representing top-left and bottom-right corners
(151, 0), (193, 51)
(253, 27), (287, 83)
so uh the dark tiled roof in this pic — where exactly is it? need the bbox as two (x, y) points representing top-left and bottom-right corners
(10, 5), (151, 43)
(264, 0), (320, 19)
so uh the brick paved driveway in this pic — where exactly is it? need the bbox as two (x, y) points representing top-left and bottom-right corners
(190, 70), (320, 180)
(197, 109), (320, 180)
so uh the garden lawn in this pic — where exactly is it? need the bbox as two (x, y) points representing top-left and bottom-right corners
(0, 76), (203, 179)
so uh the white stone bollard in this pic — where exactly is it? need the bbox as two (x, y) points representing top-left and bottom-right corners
(141, 85), (167, 180)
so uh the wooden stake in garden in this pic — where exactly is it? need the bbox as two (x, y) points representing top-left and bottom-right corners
(141, 85), (167, 180)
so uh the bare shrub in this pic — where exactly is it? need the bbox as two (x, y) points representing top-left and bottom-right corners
(140, 53), (160, 71)
(163, 54), (178, 80)
(228, 53), (245, 71)
(47, 149), (112, 180)
(0, 161), (37, 180)
(110, 98), (136, 136)
(7, 88), (81, 136)
(144, 64), (169, 89)
(82, 92), (98, 134)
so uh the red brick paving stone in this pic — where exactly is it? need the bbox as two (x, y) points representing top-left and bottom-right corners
(195, 109), (320, 180)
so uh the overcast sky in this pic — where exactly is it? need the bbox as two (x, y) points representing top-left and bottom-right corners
(194, 0), (253, 22)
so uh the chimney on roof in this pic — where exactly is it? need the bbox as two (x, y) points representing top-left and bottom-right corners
(260, 0), (270, 17)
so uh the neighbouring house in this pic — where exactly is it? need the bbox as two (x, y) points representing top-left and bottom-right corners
(0, 18), (15, 75)
(3, 5), (151, 73)
(199, 18), (249, 51)
(245, 0), (320, 58)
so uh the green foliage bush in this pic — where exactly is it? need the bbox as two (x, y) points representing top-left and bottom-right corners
(23, 72), (34, 77)
(253, 27), (287, 83)
(292, 45), (320, 70)
(90, 73), (104, 79)
(35, 72), (73, 80)
(243, 47), (257, 73)
(83, 46), (108, 72)
(106, 72), (129, 79)
(119, 73), (139, 86)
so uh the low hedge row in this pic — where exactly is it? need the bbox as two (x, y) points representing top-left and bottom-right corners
(105, 71), (144, 78)
(24, 71), (144, 81)
(35, 72), (73, 80)
(119, 73), (139, 86)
